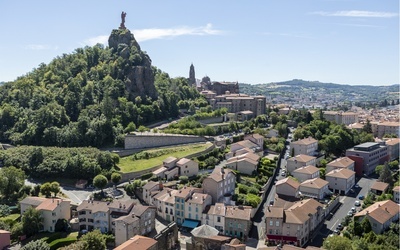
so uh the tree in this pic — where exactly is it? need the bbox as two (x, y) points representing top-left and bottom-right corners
(363, 119), (372, 133)
(22, 206), (42, 237)
(80, 229), (106, 250)
(0, 166), (26, 200)
(378, 162), (393, 185)
(40, 182), (52, 198)
(361, 216), (372, 234)
(21, 239), (50, 250)
(323, 235), (352, 250)
(93, 174), (108, 193)
(50, 181), (60, 197)
(111, 172), (122, 185)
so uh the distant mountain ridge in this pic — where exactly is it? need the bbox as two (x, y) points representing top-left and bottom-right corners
(239, 79), (399, 105)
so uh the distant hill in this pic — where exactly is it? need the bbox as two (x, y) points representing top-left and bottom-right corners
(239, 79), (399, 105)
(0, 28), (199, 148)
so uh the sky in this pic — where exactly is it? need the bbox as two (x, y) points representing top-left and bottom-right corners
(0, 0), (398, 86)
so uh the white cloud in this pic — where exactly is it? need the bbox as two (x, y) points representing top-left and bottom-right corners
(24, 44), (59, 50)
(83, 23), (222, 46)
(312, 10), (398, 18)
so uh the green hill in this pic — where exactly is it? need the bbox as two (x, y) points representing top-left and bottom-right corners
(0, 28), (200, 147)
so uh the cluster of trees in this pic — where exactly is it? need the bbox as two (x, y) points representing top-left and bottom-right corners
(324, 220), (399, 250)
(257, 158), (277, 184)
(194, 148), (225, 170)
(0, 42), (201, 147)
(292, 111), (374, 156)
(0, 146), (119, 180)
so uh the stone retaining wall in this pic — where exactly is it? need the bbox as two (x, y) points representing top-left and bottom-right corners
(124, 133), (206, 149)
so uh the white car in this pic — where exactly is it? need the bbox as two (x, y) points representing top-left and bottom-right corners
(354, 200), (361, 206)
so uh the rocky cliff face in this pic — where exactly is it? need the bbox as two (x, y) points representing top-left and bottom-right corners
(108, 29), (157, 100)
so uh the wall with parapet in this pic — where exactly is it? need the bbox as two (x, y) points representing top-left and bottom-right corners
(124, 132), (206, 149)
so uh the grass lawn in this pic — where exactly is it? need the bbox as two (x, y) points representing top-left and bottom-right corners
(22, 232), (78, 250)
(0, 213), (20, 221)
(118, 142), (212, 173)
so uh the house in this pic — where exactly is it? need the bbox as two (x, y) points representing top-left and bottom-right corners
(275, 178), (300, 198)
(77, 200), (135, 234)
(225, 152), (260, 175)
(266, 129), (279, 138)
(244, 133), (264, 151)
(152, 188), (179, 223)
(393, 186), (400, 203)
(20, 197), (71, 232)
(354, 200), (400, 234)
(114, 205), (156, 246)
(374, 121), (400, 138)
(114, 235), (158, 250)
(347, 123), (364, 132)
(325, 168), (356, 195)
(290, 137), (318, 156)
(265, 199), (324, 247)
(224, 205), (252, 239)
(346, 142), (389, 176)
(299, 178), (330, 200)
(326, 157), (355, 174)
(286, 155), (317, 174)
(142, 181), (163, 205)
(230, 140), (259, 154)
(174, 186), (203, 226)
(176, 158), (199, 178)
(385, 138), (400, 161)
(163, 156), (179, 169)
(292, 166), (320, 183)
(370, 181), (389, 195)
(203, 167), (236, 204)
(0, 230), (11, 250)
(202, 203), (226, 234)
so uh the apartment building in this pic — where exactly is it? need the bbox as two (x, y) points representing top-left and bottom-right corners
(114, 205), (156, 246)
(174, 186), (203, 226)
(203, 167), (236, 204)
(354, 200), (400, 234)
(265, 199), (324, 247)
(152, 188), (179, 223)
(292, 166), (320, 183)
(299, 178), (329, 200)
(322, 111), (358, 125)
(76, 200), (134, 233)
(326, 157), (355, 174)
(287, 155), (317, 174)
(184, 193), (212, 223)
(375, 122), (400, 138)
(325, 168), (355, 195)
(202, 203), (226, 234)
(385, 138), (400, 161)
(20, 197), (71, 233)
(208, 93), (266, 116)
(346, 142), (389, 176)
(143, 181), (163, 205)
(225, 206), (252, 239)
(290, 137), (318, 156)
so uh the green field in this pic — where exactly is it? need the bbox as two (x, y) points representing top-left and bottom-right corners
(118, 142), (212, 173)
(0, 213), (19, 221)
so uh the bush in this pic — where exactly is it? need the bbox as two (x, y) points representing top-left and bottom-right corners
(141, 172), (153, 180)
(0, 205), (11, 217)
(238, 184), (249, 194)
(179, 176), (189, 184)
(248, 187), (260, 195)
(55, 219), (69, 232)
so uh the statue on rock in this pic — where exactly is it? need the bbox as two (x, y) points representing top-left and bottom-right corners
(120, 11), (127, 29)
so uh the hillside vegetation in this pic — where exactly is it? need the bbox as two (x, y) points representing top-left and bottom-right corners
(0, 29), (200, 148)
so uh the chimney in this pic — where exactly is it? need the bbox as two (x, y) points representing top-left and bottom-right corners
(52, 198), (54, 203)
(57, 200), (60, 205)
(159, 180), (163, 191)
(119, 203), (122, 208)
(385, 207), (388, 212)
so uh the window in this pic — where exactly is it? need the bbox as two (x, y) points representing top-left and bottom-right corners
(238, 224), (241, 229)
(217, 217), (221, 223)
(270, 220), (273, 226)
(195, 207), (198, 212)
(52, 212), (56, 216)
(276, 221), (279, 227)
(189, 206), (191, 211)
(189, 213), (191, 219)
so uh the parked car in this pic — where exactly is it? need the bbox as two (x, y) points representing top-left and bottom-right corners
(354, 184), (360, 189)
(347, 211), (354, 217)
(358, 195), (364, 200)
(269, 200), (274, 205)
(336, 224), (343, 230)
(355, 200), (361, 206)
(351, 207), (356, 213)
(333, 229), (340, 235)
